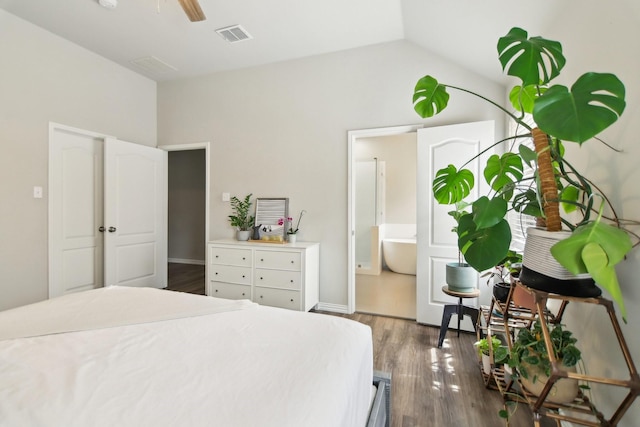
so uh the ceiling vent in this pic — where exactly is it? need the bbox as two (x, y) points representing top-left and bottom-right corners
(130, 56), (177, 74)
(216, 25), (253, 43)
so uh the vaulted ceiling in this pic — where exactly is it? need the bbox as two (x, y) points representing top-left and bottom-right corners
(1, 0), (638, 83)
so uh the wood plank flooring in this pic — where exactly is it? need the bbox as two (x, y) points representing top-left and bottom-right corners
(168, 263), (549, 426)
(166, 262), (205, 295)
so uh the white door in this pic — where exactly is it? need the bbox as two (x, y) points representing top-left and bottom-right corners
(104, 138), (167, 288)
(416, 121), (495, 328)
(49, 126), (167, 297)
(49, 126), (104, 296)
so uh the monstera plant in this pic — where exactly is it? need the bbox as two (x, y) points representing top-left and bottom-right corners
(413, 27), (636, 321)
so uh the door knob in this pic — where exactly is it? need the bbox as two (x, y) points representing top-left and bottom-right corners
(98, 226), (106, 232)
(108, 227), (116, 233)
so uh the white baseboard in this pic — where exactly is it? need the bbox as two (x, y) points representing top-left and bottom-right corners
(168, 258), (205, 265)
(315, 302), (350, 314)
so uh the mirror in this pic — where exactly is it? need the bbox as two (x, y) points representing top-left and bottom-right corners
(254, 198), (289, 240)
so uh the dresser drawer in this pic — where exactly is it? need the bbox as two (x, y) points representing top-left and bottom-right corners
(209, 246), (252, 267)
(209, 265), (251, 285)
(210, 282), (251, 300)
(253, 287), (300, 310)
(255, 268), (300, 290)
(255, 250), (301, 271)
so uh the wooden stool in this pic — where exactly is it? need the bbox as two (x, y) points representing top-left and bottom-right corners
(437, 286), (480, 348)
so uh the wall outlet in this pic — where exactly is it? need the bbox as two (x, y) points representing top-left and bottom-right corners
(33, 186), (43, 199)
(222, 192), (230, 202)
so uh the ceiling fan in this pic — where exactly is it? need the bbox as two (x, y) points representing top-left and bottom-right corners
(178, 0), (206, 22)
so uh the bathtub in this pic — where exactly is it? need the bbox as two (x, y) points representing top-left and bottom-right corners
(382, 238), (416, 275)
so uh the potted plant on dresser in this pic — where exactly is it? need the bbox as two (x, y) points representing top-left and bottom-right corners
(412, 27), (638, 322)
(228, 193), (255, 241)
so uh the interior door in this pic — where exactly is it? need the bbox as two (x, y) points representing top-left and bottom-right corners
(49, 126), (104, 296)
(104, 138), (167, 288)
(416, 121), (495, 329)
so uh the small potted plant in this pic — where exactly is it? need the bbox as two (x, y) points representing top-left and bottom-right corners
(475, 336), (508, 374)
(445, 201), (478, 292)
(508, 320), (582, 404)
(279, 210), (306, 244)
(228, 194), (255, 241)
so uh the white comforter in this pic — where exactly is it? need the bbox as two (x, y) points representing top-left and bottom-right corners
(0, 287), (373, 427)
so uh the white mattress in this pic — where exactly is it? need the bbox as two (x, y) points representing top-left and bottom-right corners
(0, 287), (373, 427)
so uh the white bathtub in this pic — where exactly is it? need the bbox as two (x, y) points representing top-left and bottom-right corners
(382, 238), (416, 275)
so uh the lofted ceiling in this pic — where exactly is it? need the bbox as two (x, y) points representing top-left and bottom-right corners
(1, 0), (638, 83)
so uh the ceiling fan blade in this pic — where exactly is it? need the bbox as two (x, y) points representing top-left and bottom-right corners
(178, 0), (206, 22)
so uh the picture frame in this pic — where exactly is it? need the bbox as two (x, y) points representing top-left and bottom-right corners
(254, 198), (289, 240)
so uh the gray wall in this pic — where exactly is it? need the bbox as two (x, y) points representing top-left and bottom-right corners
(0, 10), (157, 310)
(168, 150), (206, 263)
(158, 40), (506, 307)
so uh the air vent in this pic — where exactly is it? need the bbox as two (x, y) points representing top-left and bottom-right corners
(130, 56), (177, 74)
(216, 25), (253, 43)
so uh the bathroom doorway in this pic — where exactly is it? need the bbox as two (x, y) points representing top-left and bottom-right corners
(348, 125), (421, 319)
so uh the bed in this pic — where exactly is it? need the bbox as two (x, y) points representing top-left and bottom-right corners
(0, 286), (390, 427)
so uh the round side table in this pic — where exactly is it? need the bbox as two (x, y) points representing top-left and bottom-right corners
(437, 286), (480, 348)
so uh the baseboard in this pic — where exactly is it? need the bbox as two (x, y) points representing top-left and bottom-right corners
(315, 302), (350, 314)
(168, 258), (205, 265)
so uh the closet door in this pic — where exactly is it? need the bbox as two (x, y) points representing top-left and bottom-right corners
(104, 138), (167, 288)
(49, 126), (167, 298)
(49, 126), (104, 297)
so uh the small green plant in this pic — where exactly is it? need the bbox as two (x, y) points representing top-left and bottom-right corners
(228, 194), (255, 231)
(474, 336), (509, 364)
(508, 320), (581, 383)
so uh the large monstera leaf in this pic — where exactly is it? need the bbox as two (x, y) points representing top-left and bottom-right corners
(456, 197), (511, 271)
(533, 72), (626, 143)
(551, 219), (632, 322)
(484, 153), (524, 199)
(413, 75), (450, 118)
(497, 27), (566, 87)
(432, 165), (474, 204)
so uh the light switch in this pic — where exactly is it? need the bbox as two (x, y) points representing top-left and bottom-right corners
(222, 192), (230, 202)
(33, 186), (43, 199)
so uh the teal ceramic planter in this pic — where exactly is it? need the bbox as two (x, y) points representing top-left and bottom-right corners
(446, 262), (477, 292)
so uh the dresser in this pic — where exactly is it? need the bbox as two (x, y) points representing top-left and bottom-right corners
(207, 239), (320, 311)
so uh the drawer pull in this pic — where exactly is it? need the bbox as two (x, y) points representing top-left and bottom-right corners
(259, 295), (263, 299)
(261, 258), (264, 262)
(215, 255), (219, 258)
(242, 292), (246, 296)
(290, 299), (294, 302)
(242, 257), (246, 260)
(215, 289), (218, 293)
(290, 280), (294, 283)
(291, 260), (294, 264)
(260, 277), (263, 280)
(215, 272), (218, 275)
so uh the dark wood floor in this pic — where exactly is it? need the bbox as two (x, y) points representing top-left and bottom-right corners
(167, 262), (205, 295)
(167, 263), (547, 426)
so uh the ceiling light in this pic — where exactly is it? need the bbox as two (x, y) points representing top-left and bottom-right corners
(98, 0), (118, 9)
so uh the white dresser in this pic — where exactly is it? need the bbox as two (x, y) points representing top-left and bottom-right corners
(207, 239), (320, 311)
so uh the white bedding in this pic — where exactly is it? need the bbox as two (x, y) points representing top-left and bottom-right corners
(0, 287), (373, 427)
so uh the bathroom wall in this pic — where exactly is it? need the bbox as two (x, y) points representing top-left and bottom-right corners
(354, 133), (417, 224)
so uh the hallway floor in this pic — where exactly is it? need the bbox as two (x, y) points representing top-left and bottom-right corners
(356, 269), (416, 319)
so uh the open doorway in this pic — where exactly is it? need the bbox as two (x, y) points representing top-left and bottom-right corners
(348, 125), (422, 319)
(161, 143), (210, 295)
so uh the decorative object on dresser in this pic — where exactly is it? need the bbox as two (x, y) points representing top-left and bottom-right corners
(279, 209), (306, 244)
(207, 239), (320, 311)
(254, 198), (289, 241)
(228, 193), (255, 241)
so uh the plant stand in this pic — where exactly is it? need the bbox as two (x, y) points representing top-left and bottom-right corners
(477, 281), (639, 426)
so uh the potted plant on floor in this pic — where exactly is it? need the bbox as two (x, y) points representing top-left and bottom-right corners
(412, 27), (637, 321)
(507, 320), (583, 404)
(228, 193), (255, 241)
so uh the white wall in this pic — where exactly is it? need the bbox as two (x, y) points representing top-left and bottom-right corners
(158, 40), (505, 307)
(0, 10), (157, 310)
(532, 3), (640, 423)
